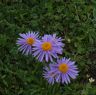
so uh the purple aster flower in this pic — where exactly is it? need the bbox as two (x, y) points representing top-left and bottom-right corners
(32, 34), (64, 62)
(43, 65), (56, 85)
(43, 57), (78, 84)
(16, 31), (39, 55)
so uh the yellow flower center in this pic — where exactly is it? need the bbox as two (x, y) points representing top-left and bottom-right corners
(26, 37), (35, 45)
(58, 63), (69, 73)
(41, 42), (52, 51)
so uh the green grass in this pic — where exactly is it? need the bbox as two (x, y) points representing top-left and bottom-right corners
(0, 0), (96, 95)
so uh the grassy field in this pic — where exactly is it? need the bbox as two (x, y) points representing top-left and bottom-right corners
(0, 0), (96, 95)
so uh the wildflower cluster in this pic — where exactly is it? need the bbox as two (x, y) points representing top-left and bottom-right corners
(16, 31), (79, 85)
